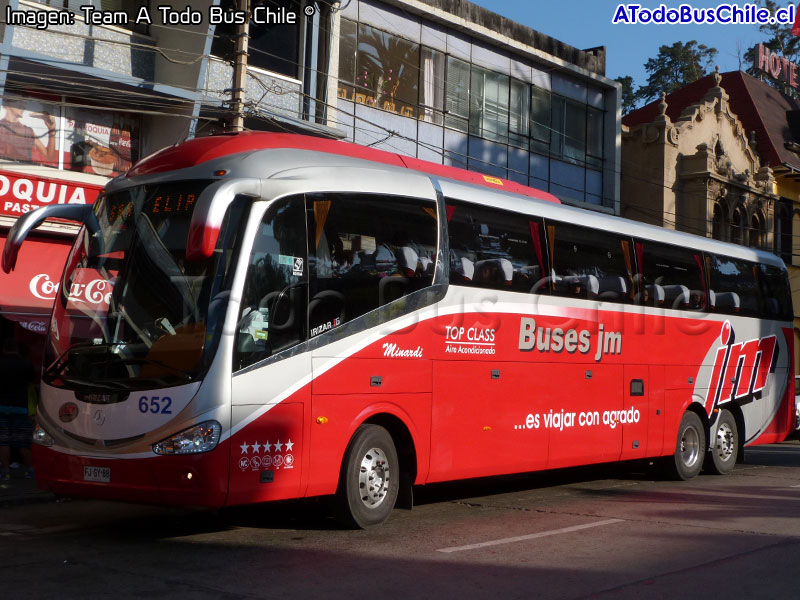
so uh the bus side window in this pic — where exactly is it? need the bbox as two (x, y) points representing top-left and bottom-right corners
(635, 241), (706, 311)
(308, 194), (437, 338)
(235, 196), (307, 370)
(549, 222), (634, 304)
(707, 255), (761, 318)
(757, 264), (793, 320)
(446, 202), (547, 293)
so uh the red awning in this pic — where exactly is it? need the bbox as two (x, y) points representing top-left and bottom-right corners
(0, 232), (73, 329)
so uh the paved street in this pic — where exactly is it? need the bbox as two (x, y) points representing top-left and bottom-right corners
(3, 442), (800, 599)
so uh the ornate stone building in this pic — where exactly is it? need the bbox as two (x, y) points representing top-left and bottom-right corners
(622, 68), (800, 370)
(621, 69), (777, 251)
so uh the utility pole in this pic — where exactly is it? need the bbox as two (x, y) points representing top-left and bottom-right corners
(230, 0), (250, 132)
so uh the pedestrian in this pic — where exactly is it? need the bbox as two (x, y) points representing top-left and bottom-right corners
(0, 338), (36, 480)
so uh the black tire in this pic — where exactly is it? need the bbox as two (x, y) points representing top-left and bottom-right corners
(336, 425), (399, 529)
(705, 409), (738, 475)
(667, 411), (706, 481)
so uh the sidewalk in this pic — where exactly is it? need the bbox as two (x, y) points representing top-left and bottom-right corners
(0, 472), (56, 507)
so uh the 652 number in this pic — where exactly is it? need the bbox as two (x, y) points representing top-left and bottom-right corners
(139, 396), (172, 414)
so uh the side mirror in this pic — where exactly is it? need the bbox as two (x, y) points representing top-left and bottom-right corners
(186, 178), (261, 262)
(2, 204), (98, 273)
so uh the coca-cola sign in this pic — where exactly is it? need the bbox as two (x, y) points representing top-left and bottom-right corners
(18, 319), (48, 334)
(30, 272), (113, 307)
(0, 170), (102, 218)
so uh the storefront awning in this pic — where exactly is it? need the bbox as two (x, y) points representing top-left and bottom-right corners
(0, 232), (73, 332)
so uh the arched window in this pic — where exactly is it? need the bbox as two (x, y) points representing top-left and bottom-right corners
(731, 206), (746, 246)
(749, 212), (764, 249)
(712, 202), (727, 241)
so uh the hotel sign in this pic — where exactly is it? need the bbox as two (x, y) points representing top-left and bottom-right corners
(754, 43), (800, 88)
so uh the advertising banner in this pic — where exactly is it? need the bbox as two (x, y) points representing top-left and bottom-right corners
(0, 169), (103, 218)
(0, 97), (138, 178)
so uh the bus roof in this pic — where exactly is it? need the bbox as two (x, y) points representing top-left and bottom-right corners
(127, 131), (560, 205)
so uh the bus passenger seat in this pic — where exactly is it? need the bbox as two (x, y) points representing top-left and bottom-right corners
(474, 258), (513, 286)
(459, 257), (474, 281)
(662, 284), (690, 309)
(598, 276), (627, 301)
(374, 244), (397, 274)
(419, 255), (433, 274)
(713, 291), (740, 312)
(397, 246), (420, 277)
(582, 274), (599, 297)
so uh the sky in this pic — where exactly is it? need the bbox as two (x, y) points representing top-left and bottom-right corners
(469, 0), (795, 87)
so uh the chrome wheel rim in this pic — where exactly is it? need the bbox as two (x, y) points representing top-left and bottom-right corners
(715, 421), (734, 462)
(681, 425), (701, 468)
(358, 447), (390, 509)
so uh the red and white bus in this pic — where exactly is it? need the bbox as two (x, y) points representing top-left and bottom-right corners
(3, 132), (795, 527)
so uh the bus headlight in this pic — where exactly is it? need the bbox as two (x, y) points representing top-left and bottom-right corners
(152, 421), (221, 455)
(33, 424), (55, 447)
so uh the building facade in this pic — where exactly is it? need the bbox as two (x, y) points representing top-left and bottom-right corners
(332, 0), (621, 212)
(622, 68), (800, 370)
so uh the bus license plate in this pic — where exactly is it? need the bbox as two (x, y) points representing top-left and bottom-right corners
(83, 466), (111, 483)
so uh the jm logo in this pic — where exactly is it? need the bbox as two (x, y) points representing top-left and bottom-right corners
(705, 321), (777, 414)
(93, 409), (106, 426)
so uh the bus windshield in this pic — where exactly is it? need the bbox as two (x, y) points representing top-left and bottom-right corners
(43, 180), (245, 393)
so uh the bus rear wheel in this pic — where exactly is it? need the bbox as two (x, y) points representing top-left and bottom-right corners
(668, 411), (706, 481)
(706, 409), (738, 475)
(336, 425), (399, 528)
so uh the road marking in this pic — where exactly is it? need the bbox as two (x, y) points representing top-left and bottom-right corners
(436, 518), (624, 553)
(791, 484), (800, 488)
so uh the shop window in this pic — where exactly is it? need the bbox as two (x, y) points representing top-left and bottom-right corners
(338, 18), (358, 100)
(586, 169), (603, 205)
(447, 202), (546, 293)
(0, 96), (139, 177)
(65, 106), (139, 177)
(355, 24), (419, 116)
(469, 66), (509, 143)
(445, 56), (470, 132)
(308, 194), (437, 337)
(530, 86), (551, 155)
(552, 96), (586, 165)
(549, 222), (634, 304)
(211, 0), (300, 79)
(509, 79), (530, 149)
(419, 48), (445, 125)
(586, 107), (604, 168)
(0, 97), (59, 169)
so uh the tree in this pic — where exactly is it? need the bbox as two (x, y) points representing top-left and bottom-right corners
(614, 75), (637, 115)
(635, 41), (718, 105)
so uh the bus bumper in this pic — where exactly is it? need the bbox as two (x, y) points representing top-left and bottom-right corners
(32, 443), (230, 507)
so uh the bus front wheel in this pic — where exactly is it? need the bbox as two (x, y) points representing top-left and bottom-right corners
(706, 409), (738, 475)
(668, 411), (706, 480)
(336, 425), (399, 528)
